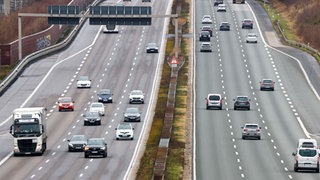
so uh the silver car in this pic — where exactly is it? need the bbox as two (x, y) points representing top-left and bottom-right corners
(241, 124), (261, 140)
(246, 33), (258, 43)
(200, 42), (212, 52)
(89, 102), (105, 116)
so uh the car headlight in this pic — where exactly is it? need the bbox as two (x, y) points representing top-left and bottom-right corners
(84, 147), (89, 151)
(100, 147), (106, 150)
(98, 97), (102, 100)
(124, 114), (128, 117)
(69, 143), (73, 147)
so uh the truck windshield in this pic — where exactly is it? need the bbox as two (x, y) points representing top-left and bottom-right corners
(14, 124), (40, 134)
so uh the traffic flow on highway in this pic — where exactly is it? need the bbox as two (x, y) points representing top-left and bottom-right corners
(0, 0), (171, 179)
(195, 0), (320, 180)
(0, 0), (320, 179)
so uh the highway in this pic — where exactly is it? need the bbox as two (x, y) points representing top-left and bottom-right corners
(0, 0), (171, 179)
(194, 0), (320, 180)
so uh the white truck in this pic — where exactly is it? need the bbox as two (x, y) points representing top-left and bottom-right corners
(9, 107), (47, 156)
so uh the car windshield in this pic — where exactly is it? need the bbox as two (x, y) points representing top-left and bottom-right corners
(91, 103), (102, 108)
(100, 89), (111, 95)
(209, 95), (220, 100)
(71, 135), (86, 141)
(79, 76), (89, 81)
(87, 139), (104, 145)
(131, 91), (142, 95)
(59, 98), (72, 102)
(148, 43), (157, 47)
(118, 124), (132, 130)
(237, 97), (248, 101)
(221, 23), (229, 26)
(248, 34), (256, 37)
(298, 149), (317, 157)
(85, 112), (99, 117)
(127, 108), (138, 113)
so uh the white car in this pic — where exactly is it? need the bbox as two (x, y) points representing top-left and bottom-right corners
(115, 123), (134, 140)
(201, 15), (212, 24)
(205, 94), (222, 109)
(129, 90), (145, 104)
(77, 76), (91, 88)
(200, 42), (212, 52)
(217, 4), (226, 12)
(292, 138), (320, 172)
(103, 25), (119, 33)
(241, 124), (261, 140)
(246, 33), (258, 43)
(89, 102), (105, 116)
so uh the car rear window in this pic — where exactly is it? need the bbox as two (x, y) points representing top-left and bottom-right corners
(299, 149), (317, 157)
(209, 95), (220, 100)
(245, 125), (258, 129)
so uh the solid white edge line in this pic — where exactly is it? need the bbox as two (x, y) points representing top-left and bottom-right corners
(247, 2), (315, 138)
(123, 0), (175, 179)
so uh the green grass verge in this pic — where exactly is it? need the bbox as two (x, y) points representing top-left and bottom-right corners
(260, 1), (320, 62)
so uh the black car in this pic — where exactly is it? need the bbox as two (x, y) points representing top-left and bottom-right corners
(242, 19), (253, 29)
(97, 89), (113, 103)
(83, 111), (101, 125)
(234, 96), (251, 110)
(219, 22), (230, 31)
(84, 138), (107, 158)
(199, 31), (211, 41)
(124, 107), (141, 122)
(68, 135), (87, 152)
(214, 0), (223, 6)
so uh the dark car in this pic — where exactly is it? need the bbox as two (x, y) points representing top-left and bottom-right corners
(83, 111), (101, 125)
(242, 19), (253, 29)
(214, 0), (223, 6)
(199, 31), (211, 41)
(260, 79), (275, 91)
(68, 135), (87, 152)
(58, 97), (74, 111)
(200, 26), (213, 37)
(142, 0), (151, 2)
(219, 22), (230, 31)
(124, 107), (141, 122)
(234, 96), (251, 110)
(84, 138), (107, 158)
(97, 89), (113, 103)
(146, 43), (159, 53)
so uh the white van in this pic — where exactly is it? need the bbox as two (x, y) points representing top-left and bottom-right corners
(292, 138), (319, 173)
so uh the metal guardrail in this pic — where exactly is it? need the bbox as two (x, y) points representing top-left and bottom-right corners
(277, 21), (320, 57)
(0, 0), (102, 96)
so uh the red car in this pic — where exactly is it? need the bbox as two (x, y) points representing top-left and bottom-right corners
(58, 97), (74, 111)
